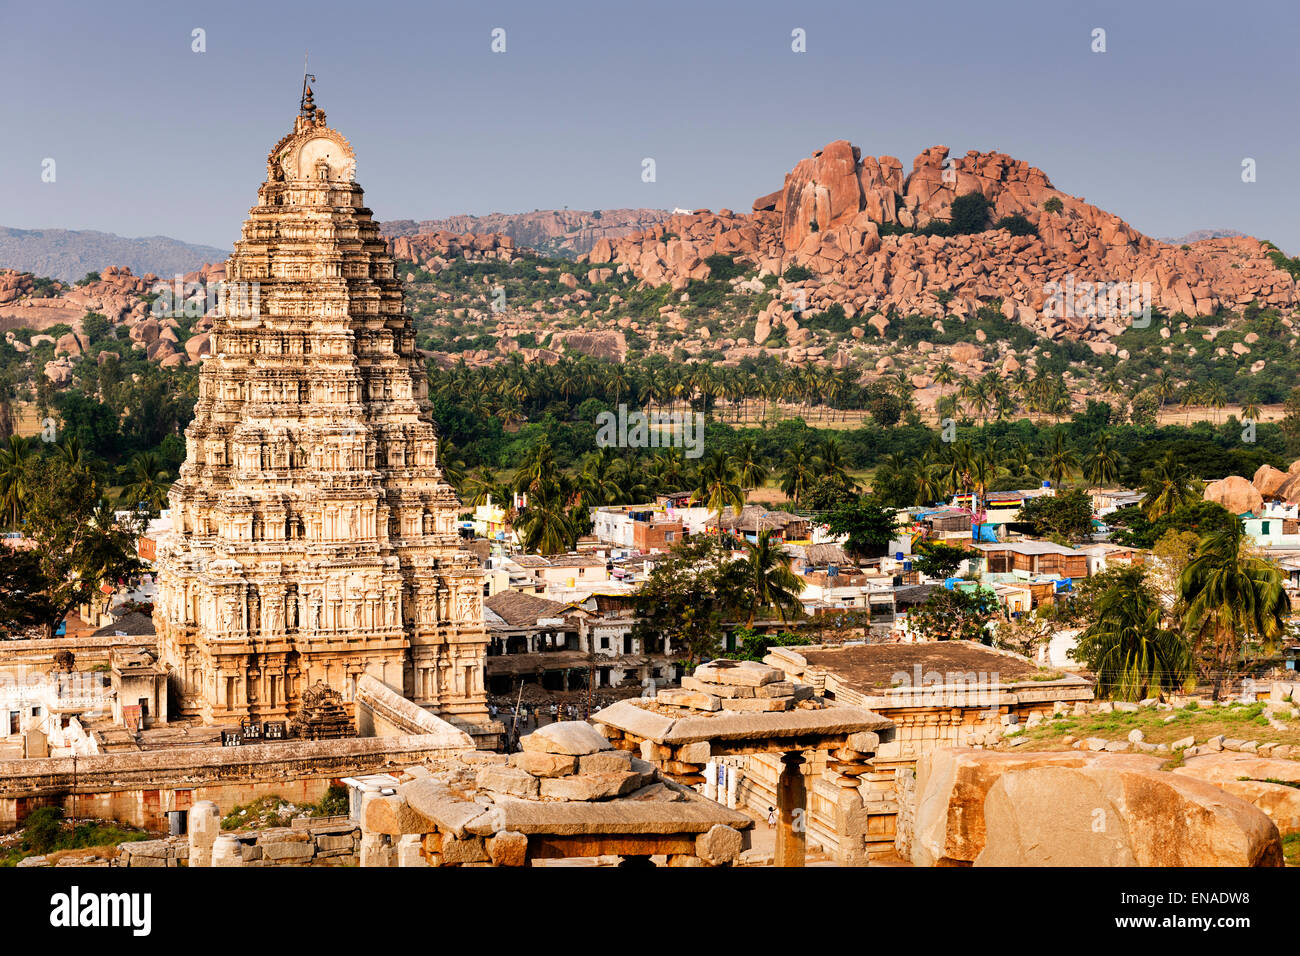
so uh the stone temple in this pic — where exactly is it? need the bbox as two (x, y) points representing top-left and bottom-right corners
(153, 88), (489, 732)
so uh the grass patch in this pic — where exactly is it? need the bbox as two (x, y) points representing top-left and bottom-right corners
(221, 785), (349, 830)
(0, 808), (149, 867)
(1285, 833), (1300, 867)
(1015, 701), (1300, 752)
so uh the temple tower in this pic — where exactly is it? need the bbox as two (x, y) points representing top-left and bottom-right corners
(153, 88), (488, 729)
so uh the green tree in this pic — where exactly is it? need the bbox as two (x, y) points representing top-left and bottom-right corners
(120, 452), (171, 514)
(15, 456), (144, 638)
(630, 535), (737, 664)
(913, 541), (973, 579)
(1015, 488), (1094, 543)
(724, 626), (813, 662)
(0, 548), (61, 637)
(1141, 452), (1199, 520)
(1180, 521), (1290, 699)
(1045, 431), (1078, 487)
(727, 530), (805, 626)
(906, 587), (998, 642)
(824, 497), (899, 561)
(693, 449), (745, 525)
(949, 192), (992, 234)
(0, 435), (36, 528)
(1083, 432), (1125, 486)
(1070, 566), (1192, 701)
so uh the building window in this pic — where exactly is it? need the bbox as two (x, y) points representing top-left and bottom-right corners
(600, 637), (610, 650)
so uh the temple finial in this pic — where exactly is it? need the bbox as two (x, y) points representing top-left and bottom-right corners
(299, 54), (316, 118)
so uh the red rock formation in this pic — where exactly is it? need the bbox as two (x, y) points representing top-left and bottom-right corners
(583, 141), (1297, 341)
(388, 231), (521, 269)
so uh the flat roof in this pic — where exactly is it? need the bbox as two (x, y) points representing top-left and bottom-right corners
(796, 642), (1055, 690)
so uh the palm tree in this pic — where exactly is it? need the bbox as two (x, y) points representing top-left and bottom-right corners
(1241, 398), (1262, 423)
(1076, 566), (1193, 701)
(693, 449), (745, 527)
(1008, 441), (1038, 481)
(1180, 522), (1290, 699)
(120, 452), (171, 514)
(779, 441), (817, 505)
(1151, 370), (1177, 416)
(734, 530), (806, 626)
(1204, 380), (1228, 425)
(1141, 452), (1197, 519)
(576, 448), (624, 507)
(0, 434), (34, 528)
(57, 435), (89, 475)
(732, 438), (769, 492)
(933, 361), (958, 403)
(512, 441), (557, 496)
(514, 477), (578, 556)
(1045, 432), (1078, 487)
(1083, 432), (1125, 486)
(815, 437), (852, 486)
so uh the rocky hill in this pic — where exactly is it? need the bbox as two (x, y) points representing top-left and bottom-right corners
(581, 141), (1295, 348)
(0, 226), (228, 283)
(381, 208), (672, 258)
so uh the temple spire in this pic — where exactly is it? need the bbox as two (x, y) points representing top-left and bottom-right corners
(299, 56), (316, 118)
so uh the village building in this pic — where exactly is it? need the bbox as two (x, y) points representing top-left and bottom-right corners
(711, 506), (811, 543)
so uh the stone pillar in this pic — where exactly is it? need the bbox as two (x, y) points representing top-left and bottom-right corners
(396, 834), (428, 867)
(832, 733), (878, 866)
(211, 834), (244, 868)
(187, 801), (221, 868)
(775, 750), (806, 868)
(725, 763), (739, 809)
(703, 760), (718, 802)
(360, 832), (395, 868)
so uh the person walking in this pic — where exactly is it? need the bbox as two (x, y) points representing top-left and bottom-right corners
(767, 806), (776, 830)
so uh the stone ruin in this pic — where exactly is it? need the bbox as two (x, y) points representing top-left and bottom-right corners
(592, 659), (892, 866)
(355, 720), (753, 867)
(289, 682), (356, 740)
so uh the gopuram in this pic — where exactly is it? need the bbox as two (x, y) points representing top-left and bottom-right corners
(153, 83), (489, 731)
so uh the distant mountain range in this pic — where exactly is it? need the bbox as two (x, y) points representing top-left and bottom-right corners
(380, 208), (673, 258)
(1157, 228), (1248, 245)
(0, 227), (229, 283)
(0, 218), (1254, 283)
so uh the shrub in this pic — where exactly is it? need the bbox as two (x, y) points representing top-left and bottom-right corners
(949, 192), (992, 234)
(994, 214), (1038, 237)
(704, 253), (744, 281)
(782, 264), (815, 282)
(22, 807), (65, 854)
(1042, 197), (1064, 214)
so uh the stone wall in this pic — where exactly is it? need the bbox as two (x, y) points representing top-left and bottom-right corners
(0, 633), (155, 666)
(116, 818), (360, 868)
(0, 733), (466, 829)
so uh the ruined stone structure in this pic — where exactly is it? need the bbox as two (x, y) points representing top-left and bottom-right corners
(153, 89), (488, 728)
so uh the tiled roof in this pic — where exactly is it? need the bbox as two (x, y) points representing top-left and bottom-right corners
(485, 591), (571, 627)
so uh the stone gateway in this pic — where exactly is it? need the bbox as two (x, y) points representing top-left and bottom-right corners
(153, 89), (489, 730)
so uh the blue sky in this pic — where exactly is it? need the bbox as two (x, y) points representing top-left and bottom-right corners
(2, 0), (1297, 251)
